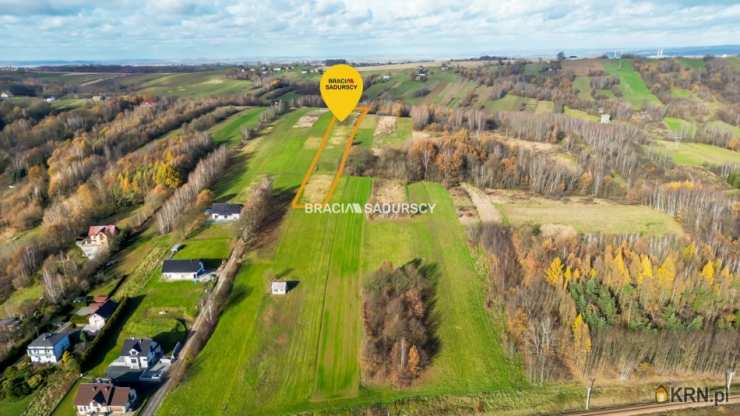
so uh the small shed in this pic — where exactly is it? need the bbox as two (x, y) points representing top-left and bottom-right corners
(271, 281), (287, 295)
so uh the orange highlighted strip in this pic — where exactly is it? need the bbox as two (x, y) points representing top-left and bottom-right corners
(291, 106), (369, 209)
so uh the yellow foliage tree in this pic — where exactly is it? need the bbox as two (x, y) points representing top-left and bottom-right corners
(573, 314), (592, 353)
(701, 261), (715, 286)
(637, 255), (653, 285)
(656, 256), (676, 292)
(545, 257), (564, 288)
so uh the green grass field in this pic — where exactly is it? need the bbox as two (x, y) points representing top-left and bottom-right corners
(211, 107), (265, 145)
(603, 59), (661, 109)
(493, 193), (684, 236)
(159, 179), (523, 415)
(159, 104), (522, 415)
(565, 107), (598, 122)
(663, 117), (697, 138)
(487, 94), (537, 112)
(573, 76), (593, 100)
(649, 140), (740, 167)
(135, 71), (252, 98)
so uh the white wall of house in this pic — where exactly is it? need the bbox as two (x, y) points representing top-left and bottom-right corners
(27, 336), (70, 364)
(162, 271), (199, 281)
(87, 314), (106, 332)
(210, 213), (240, 221)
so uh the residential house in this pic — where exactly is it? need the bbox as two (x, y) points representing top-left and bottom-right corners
(0, 91), (10, 99)
(600, 114), (611, 124)
(207, 203), (243, 221)
(76, 225), (118, 259)
(141, 98), (157, 107)
(118, 338), (163, 370)
(45, 96), (56, 103)
(415, 66), (428, 81)
(74, 382), (136, 416)
(161, 259), (205, 281)
(27, 332), (71, 364)
(106, 338), (166, 382)
(84, 299), (118, 334)
(271, 281), (287, 295)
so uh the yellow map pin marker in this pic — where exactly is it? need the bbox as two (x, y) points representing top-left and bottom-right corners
(320, 64), (363, 121)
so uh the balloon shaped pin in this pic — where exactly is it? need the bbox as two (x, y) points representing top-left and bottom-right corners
(320, 64), (363, 121)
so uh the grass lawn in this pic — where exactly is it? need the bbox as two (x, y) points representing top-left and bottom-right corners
(487, 94), (537, 112)
(671, 88), (693, 98)
(705, 120), (740, 137)
(159, 180), (523, 415)
(492, 191), (684, 236)
(211, 107), (265, 145)
(136, 71), (252, 98)
(603, 59), (661, 109)
(573, 76), (593, 100)
(372, 117), (412, 149)
(0, 395), (32, 416)
(664, 117), (697, 138)
(1, 283), (43, 318)
(677, 58), (706, 71)
(648, 140), (740, 167)
(565, 107), (599, 122)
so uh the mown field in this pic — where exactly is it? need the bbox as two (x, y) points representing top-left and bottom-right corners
(489, 191), (684, 236)
(649, 140), (740, 167)
(158, 107), (523, 415)
(133, 71), (252, 98)
(603, 59), (661, 109)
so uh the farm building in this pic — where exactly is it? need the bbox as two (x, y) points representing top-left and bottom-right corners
(271, 281), (287, 295)
(141, 98), (157, 107)
(27, 332), (71, 364)
(74, 382), (137, 416)
(162, 259), (205, 281)
(76, 225), (118, 259)
(600, 114), (611, 124)
(207, 203), (243, 221)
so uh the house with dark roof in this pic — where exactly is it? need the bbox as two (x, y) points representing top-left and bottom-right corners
(84, 299), (118, 334)
(162, 259), (205, 281)
(117, 338), (163, 370)
(27, 332), (71, 364)
(206, 202), (243, 221)
(106, 338), (165, 383)
(74, 382), (136, 415)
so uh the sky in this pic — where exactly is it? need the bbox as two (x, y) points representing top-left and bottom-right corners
(1, 0), (739, 62)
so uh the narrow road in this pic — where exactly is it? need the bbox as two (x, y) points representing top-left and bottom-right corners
(563, 393), (738, 416)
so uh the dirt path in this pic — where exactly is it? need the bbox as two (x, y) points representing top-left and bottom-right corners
(461, 183), (502, 224)
(563, 394), (738, 416)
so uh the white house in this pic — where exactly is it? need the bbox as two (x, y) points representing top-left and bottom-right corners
(161, 259), (205, 281)
(271, 281), (287, 295)
(117, 338), (162, 370)
(600, 114), (611, 124)
(27, 332), (71, 364)
(76, 225), (117, 260)
(207, 203), (243, 222)
(83, 299), (117, 334)
(74, 382), (136, 416)
(45, 96), (56, 103)
(0, 91), (10, 99)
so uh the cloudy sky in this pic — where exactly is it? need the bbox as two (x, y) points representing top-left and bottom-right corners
(1, 0), (739, 62)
